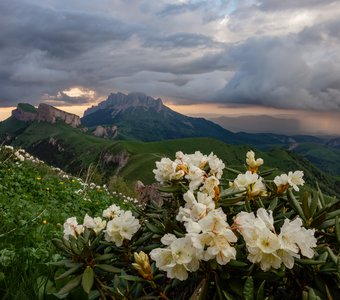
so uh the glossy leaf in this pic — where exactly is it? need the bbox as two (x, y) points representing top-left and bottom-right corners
(82, 266), (94, 294)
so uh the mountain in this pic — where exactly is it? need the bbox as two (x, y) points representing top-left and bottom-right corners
(13, 102), (81, 127)
(81, 92), (331, 149)
(82, 92), (236, 142)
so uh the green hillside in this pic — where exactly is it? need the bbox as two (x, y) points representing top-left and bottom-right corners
(294, 142), (340, 175)
(0, 146), (134, 299)
(1, 119), (339, 198)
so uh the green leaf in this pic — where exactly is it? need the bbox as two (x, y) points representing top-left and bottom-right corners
(133, 232), (154, 246)
(82, 266), (94, 294)
(52, 239), (72, 254)
(144, 221), (162, 234)
(55, 264), (83, 280)
(268, 197), (278, 211)
(258, 168), (276, 177)
(302, 192), (311, 220)
(94, 253), (115, 262)
(189, 278), (208, 300)
(256, 280), (265, 300)
(310, 211), (327, 228)
(68, 236), (81, 255)
(220, 186), (243, 197)
(225, 167), (242, 175)
(287, 189), (307, 223)
(222, 291), (236, 300)
(120, 275), (144, 282)
(309, 191), (318, 218)
(55, 274), (82, 298)
(95, 264), (121, 273)
(243, 277), (254, 300)
(326, 247), (338, 265)
(335, 216), (340, 244)
(48, 259), (74, 267)
(296, 259), (325, 265)
(318, 219), (335, 229)
(325, 209), (340, 220)
(219, 197), (245, 206)
(227, 260), (248, 268)
(308, 287), (321, 300)
(316, 182), (325, 208)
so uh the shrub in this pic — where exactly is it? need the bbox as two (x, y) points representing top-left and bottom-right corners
(50, 150), (340, 299)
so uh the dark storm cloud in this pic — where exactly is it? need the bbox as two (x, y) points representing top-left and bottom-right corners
(143, 32), (222, 49)
(0, 0), (137, 105)
(214, 34), (340, 110)
(0, 0), (340, 112)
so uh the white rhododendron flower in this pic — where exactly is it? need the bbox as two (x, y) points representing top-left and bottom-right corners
(199, 176), (220, 198)
(176, 191), (215, 224)
(246, 150), (264, 173)
(102, 204), (122, 219)
(104, 210), (140, 246)
(150, 235), (200, 281)
(153, 157), (185, 183)
(185, 165), (205, 190)
(191, 208), (237, 264)
(278, 218), (316, 268)
(232, 171), (267, 199)
(274, 170), (305, 193)
(83, 214), (107, 235)
(207, 153), (225, 179)
(235, 209), (317, 271)
(63, 217), (84, 240)
(288, 171), (305, 191)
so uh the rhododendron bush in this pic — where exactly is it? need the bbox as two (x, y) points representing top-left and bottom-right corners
(51, 150), (340, 299)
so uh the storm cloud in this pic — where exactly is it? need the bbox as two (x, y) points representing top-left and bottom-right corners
(0, 0), (340, 111)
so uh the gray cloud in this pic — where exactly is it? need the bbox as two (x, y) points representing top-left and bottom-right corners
(0, 0), (340, 112)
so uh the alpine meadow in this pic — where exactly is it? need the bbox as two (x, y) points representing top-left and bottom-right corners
(1, 1), (340, 299)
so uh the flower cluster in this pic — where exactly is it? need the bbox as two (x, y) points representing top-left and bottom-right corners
(63, 205), (140, 247)
(274, 171), (305, 193)
(151, 151), (237, 280)
(150, 150), (316, 280)
(1, 145), (44, 164)
(153, 151), (225, 200)
(235, 208), (316, 271)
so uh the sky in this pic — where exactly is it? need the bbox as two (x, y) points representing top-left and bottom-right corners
(0, 0), (340, 135)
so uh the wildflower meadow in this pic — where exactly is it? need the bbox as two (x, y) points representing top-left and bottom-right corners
(1, 146), (340, 299)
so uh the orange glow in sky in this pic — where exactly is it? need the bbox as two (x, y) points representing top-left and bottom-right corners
(1, 102), (339, 136)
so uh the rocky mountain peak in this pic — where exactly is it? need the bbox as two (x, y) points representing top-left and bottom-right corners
(12, 103), (81, 128)
(83, 92), (165, 116)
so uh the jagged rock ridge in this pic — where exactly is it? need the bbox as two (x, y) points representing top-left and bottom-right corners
(12, 103), (81, 128)
(84, 92), (165, 117)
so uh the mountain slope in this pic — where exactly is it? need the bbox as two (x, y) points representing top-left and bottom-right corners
(1, 116), (339, 197)
(82, 92), (238, 142)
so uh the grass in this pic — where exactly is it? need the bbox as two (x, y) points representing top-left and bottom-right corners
(0, 147), (135, 299)
(3, 121), (340, 197)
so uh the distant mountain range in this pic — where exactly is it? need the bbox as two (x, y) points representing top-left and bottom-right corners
(1, 92), (340, 176)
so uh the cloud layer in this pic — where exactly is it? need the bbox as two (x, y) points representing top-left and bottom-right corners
(0, 0), (340, 111)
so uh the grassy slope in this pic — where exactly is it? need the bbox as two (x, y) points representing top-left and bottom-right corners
(0, 117), (29, 136)
(2, 121), (339, 197)
(293, 142), (340, 175)
(0, 148), (131, 299)
(120, 138), (340, 197)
